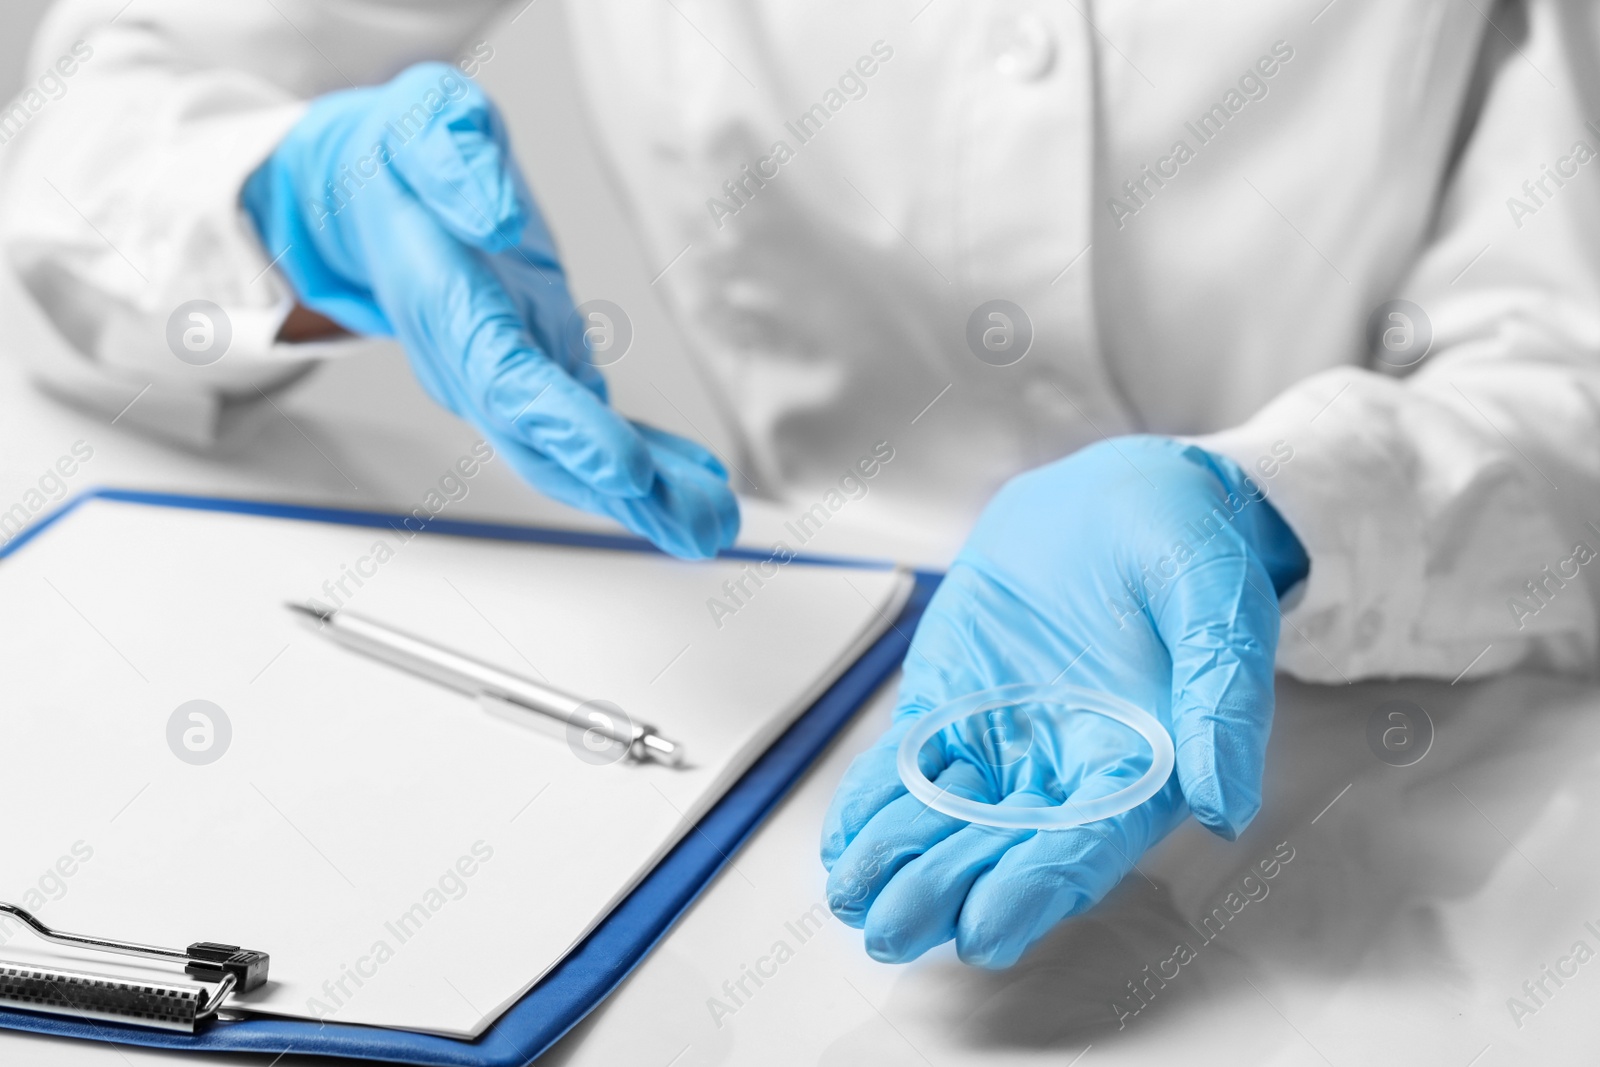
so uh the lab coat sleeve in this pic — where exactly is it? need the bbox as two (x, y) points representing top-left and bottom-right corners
(1194, 0), (1600, 684)
(0, 0), (483, 444)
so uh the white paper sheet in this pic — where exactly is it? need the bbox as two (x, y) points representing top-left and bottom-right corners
(0, 498), (911, 1037)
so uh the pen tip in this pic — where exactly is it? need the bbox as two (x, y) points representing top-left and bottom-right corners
(285, 601), (332, 623)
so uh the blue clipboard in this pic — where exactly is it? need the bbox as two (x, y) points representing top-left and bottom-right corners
(0, 488), (939, 1066)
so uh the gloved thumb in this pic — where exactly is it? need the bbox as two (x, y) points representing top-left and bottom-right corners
(382, 63), (541, 257)
(1150, 534), (1282, 840)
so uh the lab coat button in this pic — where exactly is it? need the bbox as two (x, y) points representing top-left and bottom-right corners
(990, 13), (1056, 81)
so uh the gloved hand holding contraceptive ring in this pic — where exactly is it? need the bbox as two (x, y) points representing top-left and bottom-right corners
(243, 63), (738, 558)
(820, 435), (1309, 967)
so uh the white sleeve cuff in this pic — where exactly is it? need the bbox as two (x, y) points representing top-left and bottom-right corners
(1189, 368), (1561, 684)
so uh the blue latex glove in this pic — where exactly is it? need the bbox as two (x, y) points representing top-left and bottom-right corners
(821, 436), (1309, 967)
(243, 63), (738, 558)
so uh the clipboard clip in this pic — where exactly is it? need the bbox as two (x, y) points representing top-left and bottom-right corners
(0, 901), (268, 1032)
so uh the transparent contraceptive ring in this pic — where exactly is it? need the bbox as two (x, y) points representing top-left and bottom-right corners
(896, 683), (1176, 830)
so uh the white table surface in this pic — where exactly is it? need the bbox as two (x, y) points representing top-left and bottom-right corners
(3, 333), (1598, 1067)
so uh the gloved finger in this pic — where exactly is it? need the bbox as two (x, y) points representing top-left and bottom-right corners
(633, 422), (730, 481)
(1150, 541), (1280, 840)
(489, 427), (739, 559)
(826, 760), (992, 928)
(861, 793), (1048, 963)
(820, 717), (950, 871)
(383, 63), (533, 255)
(634, 436), (740, 554)
(821, 564), (1060, 871)
(370, 203), (655, 498)
(475, 355), (653, 497)
(955, 786), (1182, 969)
(483, 245), (608, 400)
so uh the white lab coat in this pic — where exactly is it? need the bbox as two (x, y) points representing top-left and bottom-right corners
(4, 0), (1600, 686)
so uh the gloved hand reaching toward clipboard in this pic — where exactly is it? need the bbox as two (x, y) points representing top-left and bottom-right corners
(243, 63), (739, 559)
(820, 436), (1309, 966)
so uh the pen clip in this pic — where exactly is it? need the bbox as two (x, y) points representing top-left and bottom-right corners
(476, 693), (684, 766)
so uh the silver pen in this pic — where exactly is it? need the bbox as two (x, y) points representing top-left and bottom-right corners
(286, 602), (685, 766)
